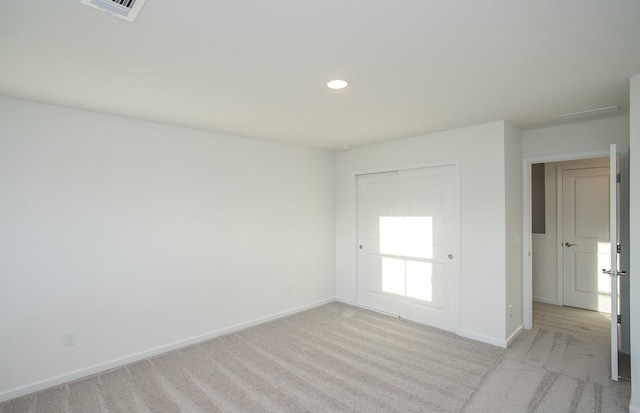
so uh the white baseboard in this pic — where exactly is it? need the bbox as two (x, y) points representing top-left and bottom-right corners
(532, 296), (558, 305)
(0, 297), (335, 404)
(630, 405), (640, 413)
(334, 296), (355, 305)
(457, 329), (507, 349)
(506, 325), (524, 347)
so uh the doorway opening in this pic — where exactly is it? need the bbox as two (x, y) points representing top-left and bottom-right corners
(523, 148), (630, 381)
(531, 158), (609, 312)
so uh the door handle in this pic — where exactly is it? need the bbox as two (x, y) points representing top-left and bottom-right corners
(602, 269), (628, 276)
(564, 242), (578, 247)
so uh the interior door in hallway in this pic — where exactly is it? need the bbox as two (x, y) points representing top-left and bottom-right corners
(562, 166), (611, 312)
(357, 165), (459, 331)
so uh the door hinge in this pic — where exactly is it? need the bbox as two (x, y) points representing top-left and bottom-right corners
(618, 315), (622, 324)
(617, 244), (621, 254)
(617, 173), (621, 183)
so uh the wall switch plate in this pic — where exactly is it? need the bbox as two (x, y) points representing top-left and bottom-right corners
(63, 331), (77, 347)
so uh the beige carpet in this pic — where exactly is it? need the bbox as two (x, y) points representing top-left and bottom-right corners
(0, 302), (630, 412)
(463, 302), (630, 412)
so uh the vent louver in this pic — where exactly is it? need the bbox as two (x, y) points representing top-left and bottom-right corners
(81, 0), (147, 22)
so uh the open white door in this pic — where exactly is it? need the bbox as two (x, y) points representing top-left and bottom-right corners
(607, 144), (619, 381)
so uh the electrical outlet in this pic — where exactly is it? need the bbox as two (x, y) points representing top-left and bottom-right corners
(509, 305), (513, 317)
(63, 331), (77, 347)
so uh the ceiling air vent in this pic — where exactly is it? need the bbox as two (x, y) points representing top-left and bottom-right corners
(81, 0), (147, 22)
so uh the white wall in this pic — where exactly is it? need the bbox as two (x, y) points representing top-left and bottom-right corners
(504, 123), (523, 341)
(523, 115), (629, 158)
(532, 163), (559, 303)
(335, 121), (516, 346)
(629, 73), (640, 413)
(0, 96), (336, 401)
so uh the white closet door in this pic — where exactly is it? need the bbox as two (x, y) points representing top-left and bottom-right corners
(396, 166), (459, 329)
(357, 165), (459, 331)
(357, 171), (399, 316)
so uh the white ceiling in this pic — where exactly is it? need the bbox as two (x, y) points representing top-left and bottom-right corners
(1, 1), (639, 150)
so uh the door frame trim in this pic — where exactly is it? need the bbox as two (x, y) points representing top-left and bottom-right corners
(351, 160), (461, 333)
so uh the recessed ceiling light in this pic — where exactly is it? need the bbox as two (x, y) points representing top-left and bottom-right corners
(327, 78), (349, 90)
